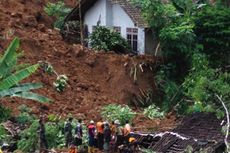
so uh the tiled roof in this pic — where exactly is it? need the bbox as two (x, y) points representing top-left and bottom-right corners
(109, 0), (147, 27)
(64, 0), (148, 27)
(131, 113), (226, 153)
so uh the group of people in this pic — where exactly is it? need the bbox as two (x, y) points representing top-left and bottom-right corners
(64, 117), (132, 153)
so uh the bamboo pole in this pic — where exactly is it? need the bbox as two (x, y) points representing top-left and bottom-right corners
(79, 0), (84, 46)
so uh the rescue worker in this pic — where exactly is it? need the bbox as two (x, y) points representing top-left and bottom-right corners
(96, 118), (104, 151)
(110, 121), (117, 152)
(110, 121), (116, 137)
(103, 122), (111, 153)
(115, 120), (124, 147)
(64, 117), (73, 147)
(88, 120), (96, 153)
(69, 144), (77, 153)
(74, 119), (83, 148)
(123, 120), (131, 144)
(38, 116), (48, 153)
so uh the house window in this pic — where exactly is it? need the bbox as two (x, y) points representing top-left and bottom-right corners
(126, 28), (138, 52)
(113, 26), (121, 34)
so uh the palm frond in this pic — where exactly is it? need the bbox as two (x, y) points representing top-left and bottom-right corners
(0, 83), (43, 97)
(0, 37), (19, 78)
(0, 64), (39, 91)
(12, 91), (51, 103)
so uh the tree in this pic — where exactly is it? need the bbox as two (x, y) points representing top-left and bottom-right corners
(0, 38), (50, 103)
(194, 5), (230, 68)
(134, 0), (230, 116)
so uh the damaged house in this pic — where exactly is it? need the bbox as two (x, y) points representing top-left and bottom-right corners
(63, 0), (158, 55)
(132, 113), (227, 153)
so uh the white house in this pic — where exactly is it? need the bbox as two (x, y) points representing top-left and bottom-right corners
(64, 0), (157, 55)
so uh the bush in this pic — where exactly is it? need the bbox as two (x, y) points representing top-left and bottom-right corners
(17, 120), (39, 152)
(16, 105), (35, 125)
(101, 104), (136, 125)
(194, 6), (230, 68)
(183, 53), (230, 117)
(143, 104), (164, 119)
(45, 122), (65, 148)
(0, 125), (10, 145)
(0, 105), (11, 122)
(89, 26), (130, 53)
(53, 75), (68, 92)
(44, 1), (72, 29)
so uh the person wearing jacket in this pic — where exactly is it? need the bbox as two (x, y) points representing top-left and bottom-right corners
(103, 122), (111, 153)
(74, 119), (83, 148)
(88, 120), (96, 153)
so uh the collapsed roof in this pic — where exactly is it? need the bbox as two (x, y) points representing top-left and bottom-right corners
(133, 113), (226, 153)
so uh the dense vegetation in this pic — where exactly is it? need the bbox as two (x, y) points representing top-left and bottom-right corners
(44, 1), (72, 29)
(133, 0), (230, 117)
(89, 26), (131, 53)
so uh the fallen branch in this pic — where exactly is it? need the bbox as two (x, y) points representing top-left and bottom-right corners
(216, 94), (230, 153)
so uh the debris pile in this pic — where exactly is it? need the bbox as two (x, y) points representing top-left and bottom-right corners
(132, 113), (226, 153)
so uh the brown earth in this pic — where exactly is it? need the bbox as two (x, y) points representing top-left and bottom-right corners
(0, 0), (177, 130)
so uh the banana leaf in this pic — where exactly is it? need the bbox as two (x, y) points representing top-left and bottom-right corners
(0, 37), (19, 78)
(12, 91), (51, 103)
(0, 83), (43, 97)
(0, 64), (39, 91)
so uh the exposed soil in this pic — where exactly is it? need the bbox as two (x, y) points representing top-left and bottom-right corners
(0, 0), (177, 130)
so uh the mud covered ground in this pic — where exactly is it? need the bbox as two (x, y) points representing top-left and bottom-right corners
(0, 0), (177, 130)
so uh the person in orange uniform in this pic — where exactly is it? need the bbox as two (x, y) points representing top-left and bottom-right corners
(123, 120), (131, 144)
(69, 144), (77, 153)
(96, 118), (104, 151)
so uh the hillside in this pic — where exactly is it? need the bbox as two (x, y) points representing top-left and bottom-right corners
(0, 0), (176, 129)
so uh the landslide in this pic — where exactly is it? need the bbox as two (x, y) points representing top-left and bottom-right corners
(0, 0), (176, 129)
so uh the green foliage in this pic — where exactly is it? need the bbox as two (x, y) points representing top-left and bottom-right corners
(45, 122), (65, 148)
(0, 105), (11, 122)
(140, 148), (156, 153)
(0, 125), (10, 144)
(183, 53), (230, 117)
(155, 68), (185, 113)
(16, 113), (35, 125)
(44, 1), (72, 29)
(89, 26), (130, 53)
(39, 61), (54, 75)
(0, 38), (51, 103)
(101, 104), (136, 125)
(143, 104), (164, 119)
(16, 105), (35, 125)
(53, 74), (68, 92)
(135, 0), (230, 116)
(17, 120), (39, 152)
(194, 5), (230, 68)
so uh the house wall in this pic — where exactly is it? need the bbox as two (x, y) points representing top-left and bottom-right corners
(84, 0), (145, 54)
(145, 29), (158, 55)
(84, 0), (107, 33)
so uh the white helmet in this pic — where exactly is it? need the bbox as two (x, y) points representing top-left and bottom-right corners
(90, 120), (94, 124)
(114, 120), (120, 125)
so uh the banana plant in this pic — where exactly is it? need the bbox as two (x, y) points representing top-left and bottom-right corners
(0, 37), (51, 103)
